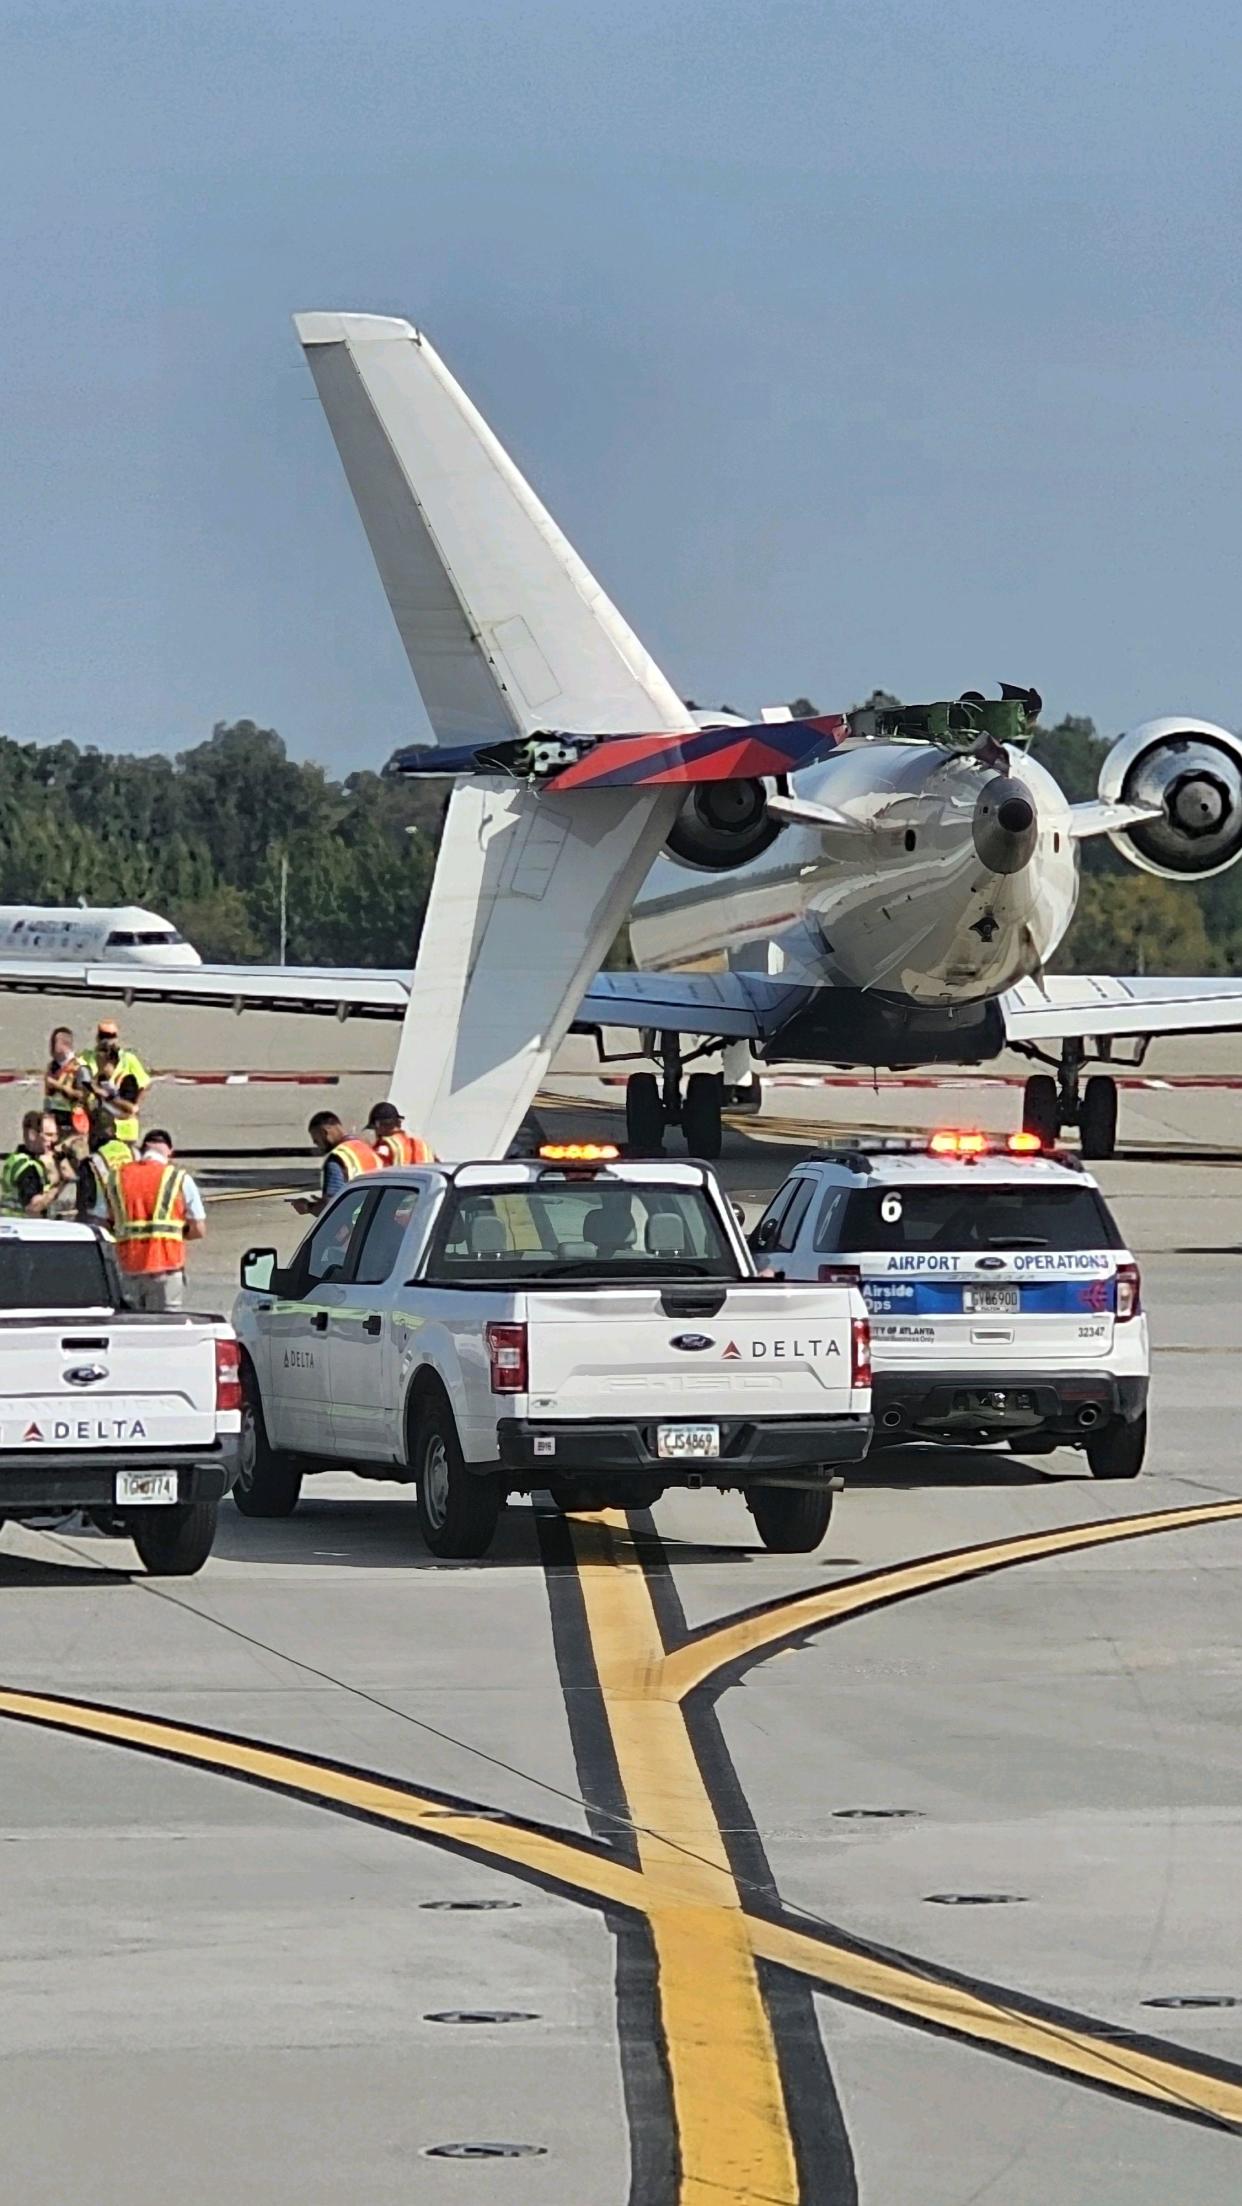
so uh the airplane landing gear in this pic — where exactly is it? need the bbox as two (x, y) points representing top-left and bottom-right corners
(624, 1035), (724, 1159)
(1021, 1039), (1118, 1160)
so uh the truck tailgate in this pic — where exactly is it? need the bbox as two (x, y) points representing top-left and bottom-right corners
(0, 1321), (218, 1451)
(524, 1287), (854, 1417)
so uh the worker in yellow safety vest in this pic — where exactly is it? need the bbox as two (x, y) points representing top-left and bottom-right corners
(0, 1110), (76, 1216)
(80, 1020), (149, 1145)
(76, 1106), (136, 1223)
(365, 1100), (435, 1168)
(292, 1111), (382, 1217)
(106, 1129), (206, 1312)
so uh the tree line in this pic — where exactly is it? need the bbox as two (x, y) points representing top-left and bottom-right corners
(0, 707), (1234, 975)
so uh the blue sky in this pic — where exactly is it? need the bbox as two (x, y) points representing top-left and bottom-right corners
(2, 0), (1239, 766)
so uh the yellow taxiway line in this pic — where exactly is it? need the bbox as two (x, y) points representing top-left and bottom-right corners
(660, 1495), (1242, 1704)
(3, 1494), (1242, 2187)
(570, 1512), (800, 2204)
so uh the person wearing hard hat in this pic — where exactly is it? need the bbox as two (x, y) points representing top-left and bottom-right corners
(365, 1101), (435, 1168)
(106, 1128), (206, 1311)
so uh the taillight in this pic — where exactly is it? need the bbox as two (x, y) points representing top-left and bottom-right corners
(215, 1337), (242, 1413)
(851, 1315), (872, 1391)
(1115, 1262), (1142, 1322)
(819, 1263), (861, 1286)
(486, 1321), (528, 1393)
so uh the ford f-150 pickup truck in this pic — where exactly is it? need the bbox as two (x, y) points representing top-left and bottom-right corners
(0, 1219), (240, 1573)
(233, 1152), (872, 1557)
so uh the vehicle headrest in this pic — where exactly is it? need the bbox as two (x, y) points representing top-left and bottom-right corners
(645, 1214), (687, 1256)
(556, 1240), (593, 1262)
(468, 1215), (509, 1256)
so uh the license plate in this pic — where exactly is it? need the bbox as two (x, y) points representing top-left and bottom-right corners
(964, 1287), (1019, 1315)
(657, 1423), (721, 1460)
(114, 1471), (177, 1506)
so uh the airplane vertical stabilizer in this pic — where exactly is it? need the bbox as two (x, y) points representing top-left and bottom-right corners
(295, 311), (691, 743)
(296, 310), (691, 1153)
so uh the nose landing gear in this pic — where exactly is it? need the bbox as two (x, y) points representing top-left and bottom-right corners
(1021, 1038), (1118, 1159)
(624, 1033), (725, 1158)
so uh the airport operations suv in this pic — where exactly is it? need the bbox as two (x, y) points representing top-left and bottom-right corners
(750, 1131), (1149, 1476)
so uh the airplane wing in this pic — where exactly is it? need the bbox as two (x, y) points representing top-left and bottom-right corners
(296, 311), (698, 1155)
(0, 959), (414, 1018)
(1004, 972), (1242, 1044)
(574, 968), (809, 1041)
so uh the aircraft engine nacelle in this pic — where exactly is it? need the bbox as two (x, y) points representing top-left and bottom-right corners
(1100, 717), (1242, 880)
(664, 779), (784, 872)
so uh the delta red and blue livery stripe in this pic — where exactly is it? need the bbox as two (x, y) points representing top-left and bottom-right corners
(546, 714), (849, 791)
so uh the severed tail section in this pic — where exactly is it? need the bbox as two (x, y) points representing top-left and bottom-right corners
(296, 310), (695, 1154)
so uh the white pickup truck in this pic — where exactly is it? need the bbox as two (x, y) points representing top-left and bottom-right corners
(233, 1153), (872, 1557)
(0, 1219), (241, 1574)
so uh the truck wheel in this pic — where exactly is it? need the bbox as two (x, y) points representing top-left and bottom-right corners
(129, 1499), (219, 1576)
(234, 1373), (303, 1518)
(682, 1072), (723, 1160)
(415, 1401), (502, 1559)
(747, 1484), (834, 1554)
(1086, 1411), (1146, 1479)
(625, 1072), (665, 1155)
(1022, 1073), (1059, 1146)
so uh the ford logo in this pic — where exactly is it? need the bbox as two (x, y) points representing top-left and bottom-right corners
(975, 1257), (1006, 1271)
(65, 1364), (108, 1386)
(670, 1333), (714, 1352)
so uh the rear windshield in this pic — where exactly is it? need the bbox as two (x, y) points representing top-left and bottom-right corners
(0, 1236), (114, 1309)
(819, 1182), (1123, 1254)
(427, 1182), (739, 1283)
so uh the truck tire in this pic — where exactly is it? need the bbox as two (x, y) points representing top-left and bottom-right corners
(414, 1399), (503, 1559)
(1086, 1410), (1146, 1479)
(235, 1375), (303, 1518)
(747, 1483), (834, 1554)
(129, 1499), (219, 1576)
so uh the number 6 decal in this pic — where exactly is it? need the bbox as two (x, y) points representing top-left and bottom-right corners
(880, 1192), (903, 1223)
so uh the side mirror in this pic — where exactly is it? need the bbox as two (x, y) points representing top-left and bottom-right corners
(240, 1247), (276, 1293)
(731, 1203), (747, 1227)
(752, 1217), (777, 1252)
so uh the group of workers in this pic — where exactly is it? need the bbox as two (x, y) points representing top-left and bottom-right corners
(1, 1020), (205, 1310)
(3, 1022), (434, 1299)
(296, 1102), (433, 1214)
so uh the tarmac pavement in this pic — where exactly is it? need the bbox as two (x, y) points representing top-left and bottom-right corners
(0, 1001), (1241, 2200)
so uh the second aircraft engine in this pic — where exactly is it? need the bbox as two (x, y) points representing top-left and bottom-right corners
(1101, 717), (1242, 879)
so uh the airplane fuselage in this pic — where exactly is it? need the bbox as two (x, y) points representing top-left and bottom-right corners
(0, 905), (202, 969)
(630, 741), (1078, 1007)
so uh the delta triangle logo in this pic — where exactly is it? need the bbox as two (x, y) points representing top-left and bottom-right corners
(722, 1342), (741, 1360)
(23, 1421), (43, 1442)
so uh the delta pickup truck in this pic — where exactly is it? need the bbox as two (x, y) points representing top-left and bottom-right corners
(232, 1151), (873, 1558)
(0, 1218), (240, 1574)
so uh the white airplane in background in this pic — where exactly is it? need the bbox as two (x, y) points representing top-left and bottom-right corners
(0, 905), (200, 969)
(8, 311), (1242, 1163)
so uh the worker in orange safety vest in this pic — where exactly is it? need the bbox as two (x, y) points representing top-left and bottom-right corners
(107, 1129), (206, 1312)
(292, 1111), (383, 1217)
(366, 1100), (435, 1168)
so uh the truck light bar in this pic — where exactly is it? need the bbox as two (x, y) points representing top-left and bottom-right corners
(538, 1143), (620, 1162)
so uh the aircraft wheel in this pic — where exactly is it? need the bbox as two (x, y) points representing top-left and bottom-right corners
(682, 1072), (723, 1160)
(1022, 1073), (1060, 1146)
(1079, 1075), (1118, 1160)
(625, 1072), (665, 1154)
